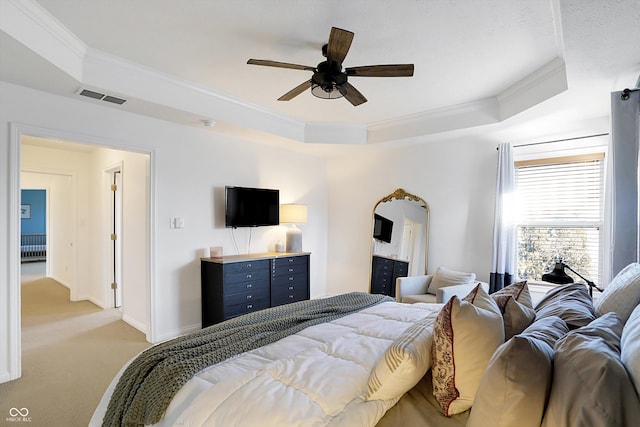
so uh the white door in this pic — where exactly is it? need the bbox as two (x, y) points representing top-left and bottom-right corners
(109, 168), (123, 308)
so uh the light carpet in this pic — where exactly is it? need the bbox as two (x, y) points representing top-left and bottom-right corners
(0, 262), (151, 427)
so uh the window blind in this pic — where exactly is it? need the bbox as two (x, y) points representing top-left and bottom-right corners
(515, 154), (604, 284)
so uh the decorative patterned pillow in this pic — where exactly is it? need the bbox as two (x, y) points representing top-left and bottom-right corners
(595, 262), (640, 324)
(427, 267), (476, 295)
(541, 313), (640, 426)
(366, 316), (435, 401)
(431, 285), (504, 416)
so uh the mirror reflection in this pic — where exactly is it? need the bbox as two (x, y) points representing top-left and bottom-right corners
(370, 189), (429, 298)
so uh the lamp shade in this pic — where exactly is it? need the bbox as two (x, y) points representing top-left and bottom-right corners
(541, 262), (574, 284)
(279, 204), (308, 224)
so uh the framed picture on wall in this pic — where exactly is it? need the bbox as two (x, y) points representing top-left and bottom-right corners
(20, 204), (31, 219)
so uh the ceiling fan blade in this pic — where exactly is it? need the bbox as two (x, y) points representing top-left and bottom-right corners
(346, 64), (415, 77)
(339, 82), (367, 106)
(326, 27), (354, 64)
(247, 59), (315, 72)
(278, 80), (312, 101)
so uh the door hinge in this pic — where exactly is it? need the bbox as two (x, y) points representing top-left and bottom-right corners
(111, 184), (118, 191)
(111, 282), (118, 290)
(110, 233), (117, 241)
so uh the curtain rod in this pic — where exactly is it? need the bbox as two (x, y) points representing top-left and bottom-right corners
(502, 133), (609, 150)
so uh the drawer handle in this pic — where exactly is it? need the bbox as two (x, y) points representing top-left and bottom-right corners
(246, 284), (252, 289)
(246, 274), (252, 279)
(289, 295), (294, 299)
(288, 286), (294, 290)
(246, 295), (252, 300)
(288, 277), (294, 281)
(288, 268), (294, 272)
(246, 263), (252, 268)
(288, 258), (294, 262)
(247, 304), (253, 309)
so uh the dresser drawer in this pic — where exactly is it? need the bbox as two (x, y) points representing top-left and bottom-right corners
(272, 256), (308, 277)
(271, 284), (308, 306)
(272, 256), (306, 269)
(394, 262), (408, 276)
(272, 263), (308, 278)
(373, 262), (394, 275)
(225, 297), (270, 319)
(224, 259), (270, 275)
(224, 283), (269, 305)
(225, 268), (270, 284)
(224, 279), (269, 296)
(371, 277), (392, 294)
(271, 271), (306, 287)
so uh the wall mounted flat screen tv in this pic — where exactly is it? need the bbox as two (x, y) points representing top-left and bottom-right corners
(225, 186), (279, 228)
(373, 213), (393, 243)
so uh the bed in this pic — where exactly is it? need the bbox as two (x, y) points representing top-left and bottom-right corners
(20, 233), (47, 262)
(92, 293), (450, 426)
(91, 272), (640, 427)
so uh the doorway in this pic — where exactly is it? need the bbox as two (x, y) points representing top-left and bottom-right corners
(8, 131), (153, 381)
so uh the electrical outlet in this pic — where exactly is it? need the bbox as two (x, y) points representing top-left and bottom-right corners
(175, 217), (185, 229)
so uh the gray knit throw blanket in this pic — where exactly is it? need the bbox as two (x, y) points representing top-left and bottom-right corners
(102, 292), (392, 427)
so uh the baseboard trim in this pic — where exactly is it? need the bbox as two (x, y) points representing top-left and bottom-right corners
(153, 323), (201, 343)
(0, 370), (12, 384)
(49, 274), (71, 289)
(122, 314), (148, 335)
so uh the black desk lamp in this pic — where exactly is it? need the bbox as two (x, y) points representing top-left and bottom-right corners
(542, 260), (604, 297)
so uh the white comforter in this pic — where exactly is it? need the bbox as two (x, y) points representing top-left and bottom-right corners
(91, 301), (441, 427)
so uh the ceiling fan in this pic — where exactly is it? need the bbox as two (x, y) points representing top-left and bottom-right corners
(247, 27), (414, 106)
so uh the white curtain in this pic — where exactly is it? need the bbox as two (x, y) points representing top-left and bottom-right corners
(490, 142), (516, 293)
(609, 89), (640, 279)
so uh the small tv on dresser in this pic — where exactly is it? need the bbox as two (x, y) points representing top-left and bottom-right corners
(225, 186), (279, 228)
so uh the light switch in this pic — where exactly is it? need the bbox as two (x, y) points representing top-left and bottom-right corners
(175, 217), (185, 229)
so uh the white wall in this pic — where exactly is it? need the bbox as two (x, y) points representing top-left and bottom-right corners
(89, 147), (150, 331)
(325, 137), (498, 296)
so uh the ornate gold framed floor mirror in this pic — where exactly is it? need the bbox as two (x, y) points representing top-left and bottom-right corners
(370, 188), (430, 298)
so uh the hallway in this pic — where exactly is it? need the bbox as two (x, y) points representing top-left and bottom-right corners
(0, 262), (150, 426)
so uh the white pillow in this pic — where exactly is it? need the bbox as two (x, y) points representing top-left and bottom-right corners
(367, 316), (435, 401)
(595, 262), (640, 324)
(431, 285), (505, 416)
(428, 267), (476, 295)
(621, 303), (640, 396)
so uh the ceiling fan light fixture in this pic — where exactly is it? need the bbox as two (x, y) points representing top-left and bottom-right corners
(311, 82), (345, 99)
(311, 62), (347, 100)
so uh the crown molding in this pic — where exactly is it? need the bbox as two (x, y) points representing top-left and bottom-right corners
(367, 97), (501, 144)
(497, 57), (568, 120)
(1, 0), (86, 79)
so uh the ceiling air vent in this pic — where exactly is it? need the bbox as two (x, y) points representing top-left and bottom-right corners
(78, 89), (127, 105)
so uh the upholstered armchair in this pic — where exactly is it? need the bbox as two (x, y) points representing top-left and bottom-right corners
(396, 267), (488, 304)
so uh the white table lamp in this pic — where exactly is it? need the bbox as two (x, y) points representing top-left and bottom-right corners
(280, 204), (307, 252)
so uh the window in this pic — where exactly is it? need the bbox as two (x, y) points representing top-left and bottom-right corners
(515, 153), (605, 284)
